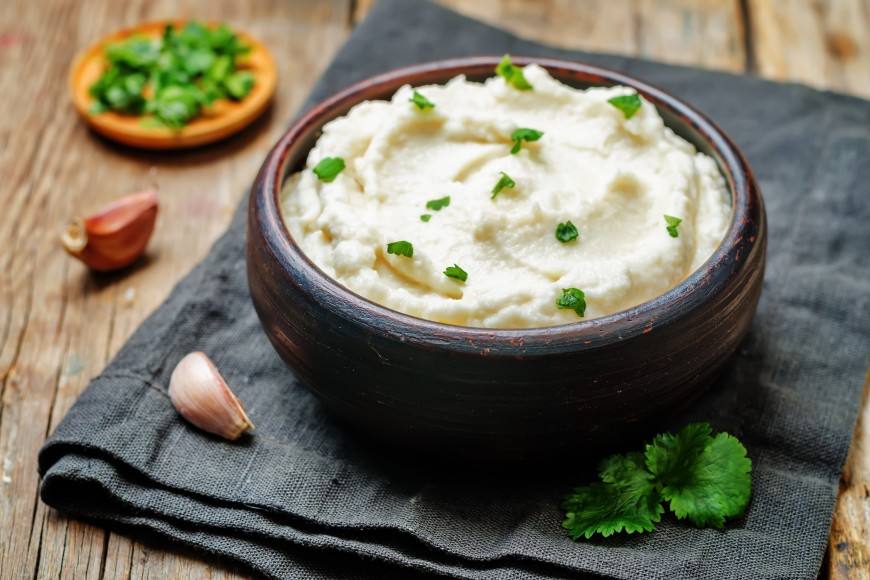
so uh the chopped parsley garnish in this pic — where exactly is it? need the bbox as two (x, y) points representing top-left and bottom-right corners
(386, 240), (413, 258)
(555, 221), (579, 243)
(561, 422), (751, 539)
(420, 214), (432, 222)
(444, 264), (468, 282)
(409, 91), (435, 110)
(312, 157), (345, 182)
(664, 214), (682, 237)
(607, 94), (642, 119)
(491, 172), (515, 199)
(426, 196), (450, 211)
(88, 22), (255, 129)
(495, 54), (533, 91)
(556, 288), (586, 317)
(510, 128), (544, 154)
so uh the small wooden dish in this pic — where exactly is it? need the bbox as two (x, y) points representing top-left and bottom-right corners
(69, 20), (277, 150)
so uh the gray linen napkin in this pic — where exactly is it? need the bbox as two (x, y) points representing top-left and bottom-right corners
(39, 1), (870, 578)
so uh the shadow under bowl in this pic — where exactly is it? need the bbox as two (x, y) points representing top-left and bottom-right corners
(247, 57), (766, 464)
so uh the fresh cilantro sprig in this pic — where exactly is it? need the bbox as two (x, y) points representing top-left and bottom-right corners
(426, 196), (450, 211)
(409, 91), (435, 110)
(607, 93), (642, 119)
(420, 214), (432, 222)
(444, 264), (468, 282)
(555, 221), (579, 243)
(313, 157), (345, 182)
(491, 172), (515, 199)
(89, 22), (256, 129)
(664, 215), (682, 238)
(386, 241), (413, 258)
(495, 54), (533, 91)
(510, 128), (543, 154)
(561, 422), (751, 539)
(556, 288), (586, 317)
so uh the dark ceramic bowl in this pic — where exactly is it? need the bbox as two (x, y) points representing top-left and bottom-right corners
(247, 57), (766, 464)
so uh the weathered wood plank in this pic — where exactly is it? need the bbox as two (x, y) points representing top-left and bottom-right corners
(749, 0), (870, 98)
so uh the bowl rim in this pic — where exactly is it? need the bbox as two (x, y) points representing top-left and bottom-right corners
(252, 55), (762, 350)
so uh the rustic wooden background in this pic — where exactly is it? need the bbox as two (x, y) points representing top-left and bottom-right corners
(1, 0), (868, 577)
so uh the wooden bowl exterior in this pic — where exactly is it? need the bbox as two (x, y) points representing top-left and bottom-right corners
(246, 57), (766, 463)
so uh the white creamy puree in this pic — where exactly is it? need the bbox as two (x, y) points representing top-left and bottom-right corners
(281, 64), (731, 328)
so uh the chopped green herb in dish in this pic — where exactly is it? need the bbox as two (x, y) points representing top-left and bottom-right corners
(420, 214), (432, 222)
(556, 288), (586, 317)
(491, 172), (515, 199)
(555, 221), (579, 243)
(561, 422), (751, 539)
(607, 94), (642, 119)
(409, 91), (435, 110)
(495, 54), (533, 91)
(510, 128), (543, 154)
(386, 240), (414, 258)
(313, 157), (345, 182)
(664, 214), (682, 238)
(426, 196), (450, 211)
(88, 22), (256, 130)
(444, 264), (468, 282)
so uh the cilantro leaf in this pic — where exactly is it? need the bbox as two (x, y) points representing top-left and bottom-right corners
(495, 54), (533, 91)
(555, 221), (579, 243)
(556, 288), (586, 317)
(426, 196), (450, 211)
(224, 70), (255, 100)
(386, 241), (413, 258)
(312, 157), (345, 182)
(650, 428), (752, 528)
(664, 215), (682, 238)
(444, 264), (467, 282)
(510, 128), (543, 154)
(491, 172), (515, 199)
(608, 94), (642, 119)
(409, 91), (435, 110)
(561, 453), (663, 539)
(420, 214), (432, 222)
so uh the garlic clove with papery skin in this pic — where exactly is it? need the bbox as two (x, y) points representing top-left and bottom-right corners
(60, 189), (158, 272)
(168, 352), (254, 440)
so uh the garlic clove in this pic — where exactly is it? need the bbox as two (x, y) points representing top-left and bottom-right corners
(168, 352), (254, 440)
(61, 189), (158, 272)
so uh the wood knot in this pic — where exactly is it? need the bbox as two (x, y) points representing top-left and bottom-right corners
(826, 33), (858, 59)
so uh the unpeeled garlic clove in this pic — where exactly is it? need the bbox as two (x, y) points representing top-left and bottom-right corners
(168, 352), (254, 440)
(60, 189), (158, 272)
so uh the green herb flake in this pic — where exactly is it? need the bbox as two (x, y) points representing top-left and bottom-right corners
(556, 288), (586, 317)
(386, 241), (414, 258)
(409, 91), (435, 110)
(420, 214), (432, 222)
(312, 157), (346, 182)
(425, 196), (450, 211)
(664, 214), (682, 238)
(561, 422), (751, 539)
(444, 264), (468, 282)
(495, 54), (533, 91)
(491, 172), (515, 199)
(510, 128), (544, 154)
(608, 93), (643, 119)
(555, 220), (579, 243)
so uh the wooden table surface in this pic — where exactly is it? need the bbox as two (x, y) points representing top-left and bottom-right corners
(1, 0), (868, 577)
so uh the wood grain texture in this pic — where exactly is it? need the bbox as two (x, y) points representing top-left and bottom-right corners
(0, 0), (866, 577)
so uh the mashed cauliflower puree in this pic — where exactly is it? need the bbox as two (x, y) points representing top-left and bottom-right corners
(280, 63), (731, 328)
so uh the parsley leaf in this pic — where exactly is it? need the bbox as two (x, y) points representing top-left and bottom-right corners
(312, 157), (345, 182)
(495, 54), (533, 91)
(561, 422), (752, 540)
(409, 91), (435, 110)
(664, 214), (682, 237)
(444, 264), (468, 282)
(510, 128), (544, 154)
(386, 241), (413, 258)
(491, 172), (515, 199)
(555, 221), (579, 243)
(426, 196), (450, 211)
(562, 453), (663, 539)
(420, 214), (432, 222)
(608, 94), (642, 119)
(556, 288), (586, 317)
